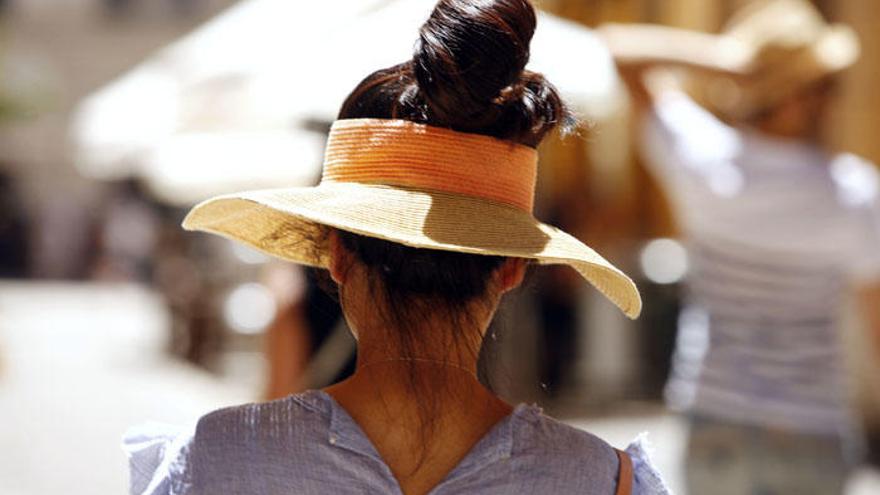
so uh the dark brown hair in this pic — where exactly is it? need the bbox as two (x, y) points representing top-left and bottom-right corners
(339, 0), (572, 147)
(335, 0), (571, 315)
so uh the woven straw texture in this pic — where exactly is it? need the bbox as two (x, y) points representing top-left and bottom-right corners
(184, 182), (641, 318)
(322, 119), (538, 212)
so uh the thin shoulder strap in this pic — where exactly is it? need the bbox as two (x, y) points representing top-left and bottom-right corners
(614, 448), (633, 495)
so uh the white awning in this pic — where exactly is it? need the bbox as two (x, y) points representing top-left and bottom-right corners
(71, 0), (622, 205)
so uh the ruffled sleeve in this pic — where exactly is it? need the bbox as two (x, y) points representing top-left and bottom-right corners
(624, 433), (672, 495)
(122, 422), (194, 495)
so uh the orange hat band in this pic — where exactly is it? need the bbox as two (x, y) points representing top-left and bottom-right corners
(320, 119), (538, 212)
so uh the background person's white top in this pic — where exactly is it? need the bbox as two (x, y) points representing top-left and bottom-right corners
(640, 91), (880, 438)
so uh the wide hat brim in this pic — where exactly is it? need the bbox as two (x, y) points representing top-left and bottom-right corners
(183, 181), (642, 319)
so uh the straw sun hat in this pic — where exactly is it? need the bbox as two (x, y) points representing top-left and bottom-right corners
(183, 118), (642, 319)
(692, 0), (860, 120)
(600, 0), (859, 120)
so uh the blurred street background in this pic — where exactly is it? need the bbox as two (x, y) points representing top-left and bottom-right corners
(1, 1), (879, 494)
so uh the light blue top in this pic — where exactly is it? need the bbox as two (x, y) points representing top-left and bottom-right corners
(124, 390), (669, 495)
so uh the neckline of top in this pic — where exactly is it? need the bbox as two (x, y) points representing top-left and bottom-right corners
(294, 389), (540, 489)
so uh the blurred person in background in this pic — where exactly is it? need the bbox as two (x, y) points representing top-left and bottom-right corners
(263, 266), (355, 399)
(601, 0), (880, 493)
(0, 170), (29, 278)
(91, 179), (161, 282)
(122, 1), (671, 494)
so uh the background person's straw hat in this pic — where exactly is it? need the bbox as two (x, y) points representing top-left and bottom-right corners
(688, 0), (860, 121)
(183, 119), (642, 319)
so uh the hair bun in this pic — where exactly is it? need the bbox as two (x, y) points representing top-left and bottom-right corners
(414, 0), (536, 126)
(339, 0), (570, 147)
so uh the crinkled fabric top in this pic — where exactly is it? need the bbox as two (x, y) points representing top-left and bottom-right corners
(123, 390), (670, 495)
